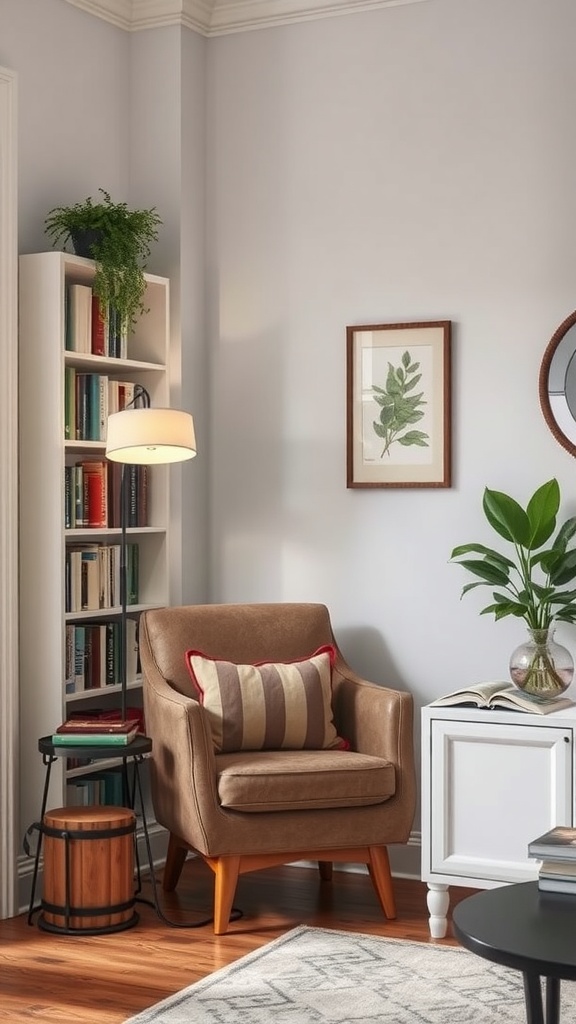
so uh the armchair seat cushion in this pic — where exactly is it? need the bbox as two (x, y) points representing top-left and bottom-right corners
(215, 749), (395, 812)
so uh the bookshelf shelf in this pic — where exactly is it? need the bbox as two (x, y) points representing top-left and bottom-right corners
(64, 352), (165, 372)
(64, 678), (143, 704)
(64, 603), (162, 622)
(19, 250), (176, 833)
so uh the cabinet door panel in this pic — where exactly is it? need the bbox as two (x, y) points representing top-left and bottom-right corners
(430, 720), (572, 882)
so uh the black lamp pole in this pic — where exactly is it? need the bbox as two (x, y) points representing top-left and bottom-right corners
(117, 385), (150, 723)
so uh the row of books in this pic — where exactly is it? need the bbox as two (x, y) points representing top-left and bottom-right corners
(65, 542), (139, 613)
(65, 619), (139, 694)
(66, 769), (125, 807)
(64, 460), (149, 530)
(64, 371), (142, 443)
(66, 283), (128, 359)
(528, 825), (576, 894)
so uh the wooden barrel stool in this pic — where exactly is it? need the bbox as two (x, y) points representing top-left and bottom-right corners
(40, 805), (138, 934)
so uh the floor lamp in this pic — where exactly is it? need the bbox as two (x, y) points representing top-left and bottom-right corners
(105, 385), (196, 723)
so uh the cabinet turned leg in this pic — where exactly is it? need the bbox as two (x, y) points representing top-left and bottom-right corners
(427, 883), (450, 938)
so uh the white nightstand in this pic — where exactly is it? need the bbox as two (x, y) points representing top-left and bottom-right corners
(421, 703), (576, 937)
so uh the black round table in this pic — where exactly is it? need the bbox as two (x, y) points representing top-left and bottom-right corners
(38, 732), (152, 761)
(453, 881), (576, 1024)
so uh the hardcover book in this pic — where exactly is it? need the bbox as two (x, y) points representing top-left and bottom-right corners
(80, 460), (108, 529)
(66, 283), (92, 353)
(528, 826), (576, 861)
(429, 680), (575, 716)
(538, 876), (576, 894)
(539, 858), (576, 881)
(91, 294), (107, 356)
(56, 718), (138, 735)
(51, 728), (138, 746)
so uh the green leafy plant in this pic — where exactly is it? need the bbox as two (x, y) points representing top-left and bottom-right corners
(44, 189), (162, 334)
(371, 350), (429, 457)
(450, 478), (576, 629)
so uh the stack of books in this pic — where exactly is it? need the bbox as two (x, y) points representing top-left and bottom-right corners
(51, 715), (141, 747)
(528, 825), (576, 894)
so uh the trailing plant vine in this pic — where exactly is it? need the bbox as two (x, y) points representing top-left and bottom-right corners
(44, 189), (162, 335)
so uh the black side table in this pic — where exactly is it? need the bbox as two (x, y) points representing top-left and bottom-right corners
(27, 734), (159, 930)
(453, 880), (576, 1024)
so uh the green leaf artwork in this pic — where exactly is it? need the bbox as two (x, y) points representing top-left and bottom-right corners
(371, 350), (429, 457)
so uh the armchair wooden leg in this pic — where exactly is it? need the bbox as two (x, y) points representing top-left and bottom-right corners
(213, 855), (241, 935)
(163, 833), (189, 892)
(318, 860), (333, 881)
(368, 845), (396, 919)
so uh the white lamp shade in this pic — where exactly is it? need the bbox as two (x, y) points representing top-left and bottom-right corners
(105, 408), (197, 464)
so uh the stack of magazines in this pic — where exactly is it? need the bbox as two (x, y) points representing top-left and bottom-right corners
(528, 826), (576, 894)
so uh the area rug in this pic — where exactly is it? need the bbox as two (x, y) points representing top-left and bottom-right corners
(124, 924), (576, 1023)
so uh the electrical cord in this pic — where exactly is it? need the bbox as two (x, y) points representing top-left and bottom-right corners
(135, 881), (243, 928)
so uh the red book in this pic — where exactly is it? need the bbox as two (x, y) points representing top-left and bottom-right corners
(91, 295), (107, 356)
(107, 461), (122, 529)
(63, 707), (146, 734)
(81, 460), (108, 528)
(97, 707), (146, 734)
(56, 718), (136, 734)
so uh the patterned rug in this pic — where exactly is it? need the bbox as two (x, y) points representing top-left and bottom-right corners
(124, 924), (576, 1023)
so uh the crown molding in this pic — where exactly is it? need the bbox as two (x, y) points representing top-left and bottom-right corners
(209, 0), (428, 34)
(62, 0), (133, 30)
(63, 0), (429, 35)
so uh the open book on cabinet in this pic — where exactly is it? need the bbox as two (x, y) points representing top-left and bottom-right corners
(18, 251), (178, 850)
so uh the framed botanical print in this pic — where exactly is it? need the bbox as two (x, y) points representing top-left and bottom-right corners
(346, 320), (451, 488)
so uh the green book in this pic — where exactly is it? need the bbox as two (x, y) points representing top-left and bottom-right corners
(64, 366), (76, 440)
(51, 730), (137, 746)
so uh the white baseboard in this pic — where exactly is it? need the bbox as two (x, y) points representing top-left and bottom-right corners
(294, 831), (422, 880)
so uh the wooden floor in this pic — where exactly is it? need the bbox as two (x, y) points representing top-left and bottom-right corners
(0, 859), (475, 1023)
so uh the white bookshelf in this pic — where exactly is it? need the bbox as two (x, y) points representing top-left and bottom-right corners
(18, 251), (175, 842)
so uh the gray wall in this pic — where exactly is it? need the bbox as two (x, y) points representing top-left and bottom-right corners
(206, 0), (576, 712)
(4, 0), (576, 859)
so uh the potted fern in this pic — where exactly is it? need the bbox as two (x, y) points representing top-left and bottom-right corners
(450, 478), (576, 699)
(44, 189), (162, 335)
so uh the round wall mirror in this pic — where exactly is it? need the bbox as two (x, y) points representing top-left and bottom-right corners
(539, 310), (576, 457)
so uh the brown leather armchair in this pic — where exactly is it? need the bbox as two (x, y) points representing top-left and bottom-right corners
(139, 602), (416, 933)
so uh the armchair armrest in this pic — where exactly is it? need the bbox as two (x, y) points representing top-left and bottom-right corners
(141, 651), (220, 848)
(332, 660), (416, 837)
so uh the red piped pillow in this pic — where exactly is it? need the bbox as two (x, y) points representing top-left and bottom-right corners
(185, 644), (348, 754)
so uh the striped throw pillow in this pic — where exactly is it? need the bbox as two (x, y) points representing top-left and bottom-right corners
(185, 645), (347, 753)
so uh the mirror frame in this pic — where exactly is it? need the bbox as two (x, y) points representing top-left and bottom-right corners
(539, 309), (576, 458)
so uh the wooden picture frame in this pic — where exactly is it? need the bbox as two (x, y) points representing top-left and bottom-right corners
(346, 320), (452, 488)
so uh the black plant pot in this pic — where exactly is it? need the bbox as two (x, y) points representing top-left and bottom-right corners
(70, 229), (102, 258)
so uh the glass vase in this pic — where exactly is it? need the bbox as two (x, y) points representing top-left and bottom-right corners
(509, 627), (574, 701)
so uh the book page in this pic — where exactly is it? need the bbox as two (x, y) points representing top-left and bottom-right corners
(492, 691), (575, 715)
(429, 680), (511, 707)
